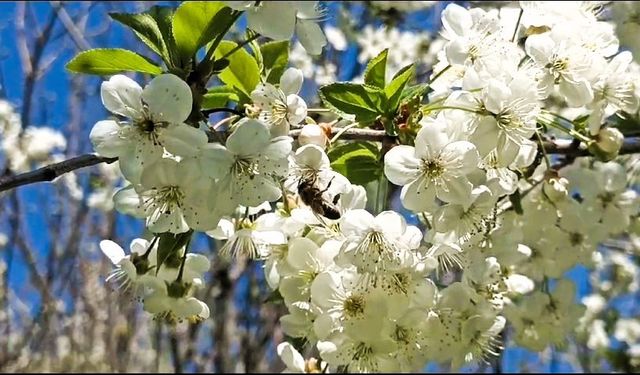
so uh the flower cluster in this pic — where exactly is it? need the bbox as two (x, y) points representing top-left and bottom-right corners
(83, 1), (640, 372)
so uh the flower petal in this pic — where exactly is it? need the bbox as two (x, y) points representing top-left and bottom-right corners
(101, 75), (143, 119)
(199, 143), (235, 179)
(162, 124), (208, 157)
(296, 19), (327, 55)
(440, 141), (479, 175)
(277, 342), (306, 372)
(113, 185), (145, 217)
(340, 209), (374, 237)
(437, 175), (474, 206)
(280, 67), (304, 95)
(226, 119), (271, 156)
(247, 2), (296, 40)
(401, 175), (437, 212)
(142, 74), (193, 124)
(287, 237), (319, 270)
(129, 238), (150, 255)
(100, 240), (126, 265)
(384, 145), (421, 185)
(90, 120), (129, 157)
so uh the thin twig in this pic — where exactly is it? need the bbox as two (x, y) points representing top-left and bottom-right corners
(0, 154), (117, 193)
(50, 1), (91, 51)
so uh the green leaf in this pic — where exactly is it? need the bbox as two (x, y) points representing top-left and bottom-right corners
(202, 86), (240, 109)
(400, 83), (429, 106)
(66, 48), (162, 75)
(109, 6), (177, 66)
(260, 40), (289, 84)
(328, 142), (381, 185)
(156, 231), (193, 273)
(384, 64), (415, 113)
(364, 49), (388, 89)
(147, 6), (181, 68)
(172, 1), (232, 62)
(214, 41), (261, 102)
(319, 83), (385, 124)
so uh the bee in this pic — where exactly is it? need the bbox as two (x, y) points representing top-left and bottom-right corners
(297, 173), (342, 220)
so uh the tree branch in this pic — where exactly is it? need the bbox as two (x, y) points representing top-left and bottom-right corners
(2, 131), (640, 193)
(0, 154), (117, 193)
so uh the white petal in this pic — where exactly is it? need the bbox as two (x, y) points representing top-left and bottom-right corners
(296, 19), (327, 55)
(506, 274), (535, 294)
(415, 119), (449, 157)
(374, 211), (405, 238)
(100, 240), (126, 265)
(148, 208), (190, 234)
(113, 185), (144, 217)
(472, 117), (499, 157)
(340, 209), (374, 236)
(440, 141), (479, 174)
(185, 254), (211, 274)
(206, 218), (235, 240)
(101, 75), (143, 119)
(286, 94), (307, 125)
(140, 158), (180, 189)
(199, 143), (235, 179)
(227, 119), (271, 156)
(236, 174), (281, 206)
(247, 3), (296, 40)
(525, 34), (554, 65)
(144, 293), (170, 314)
(90, 120), (129, 157)
(162, 124), (208, 157)
(287, 237), (318, 270)
(437, 175), (474, 206)
(384, 145), (421, 185)
(263, 136), (294, 160)
(277, 342), (306, 372)
(174, 297), (206, 319)
(442, 3), (472, 37)
(129, 238), (150, 255)
(117, 147), (143, 185)
(294, 144), (330, 170)
(401, 175), (437, 212)
(280, 68), (304, 95)
(142, 74), (193, 124)
(183, 196), (223, 232)
(484, 80), (510, 114)
(559, 79), (593, 107)
(310, 272), (341, 309)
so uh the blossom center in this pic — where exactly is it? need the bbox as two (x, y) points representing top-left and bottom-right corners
(232, 157), (260, 177)
(351, 342), (377, 372)
(422, 159), (445, 179)
(569, 232), (584, 246)
(548, 56), (569, 81)
(394, 325), (412, 344)
(343, 294), (366, 318)
(269, 99), (289, 124)
(138, 118), (157, 133)
(142, 186), (184, 216)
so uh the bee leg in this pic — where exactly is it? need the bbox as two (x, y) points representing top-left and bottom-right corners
(332, 193), (341, 205)
(320, 176), (335, 194)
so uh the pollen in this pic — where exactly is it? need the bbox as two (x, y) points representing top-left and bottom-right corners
(422, 158), (445, 179)
(569, 232), (584, 246)
(343, 294), (366, 318)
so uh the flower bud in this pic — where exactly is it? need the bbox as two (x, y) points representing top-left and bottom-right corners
(298, 123), (328, 149)
(589, 127), (624, 161)
(543, 176), (570, 203)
